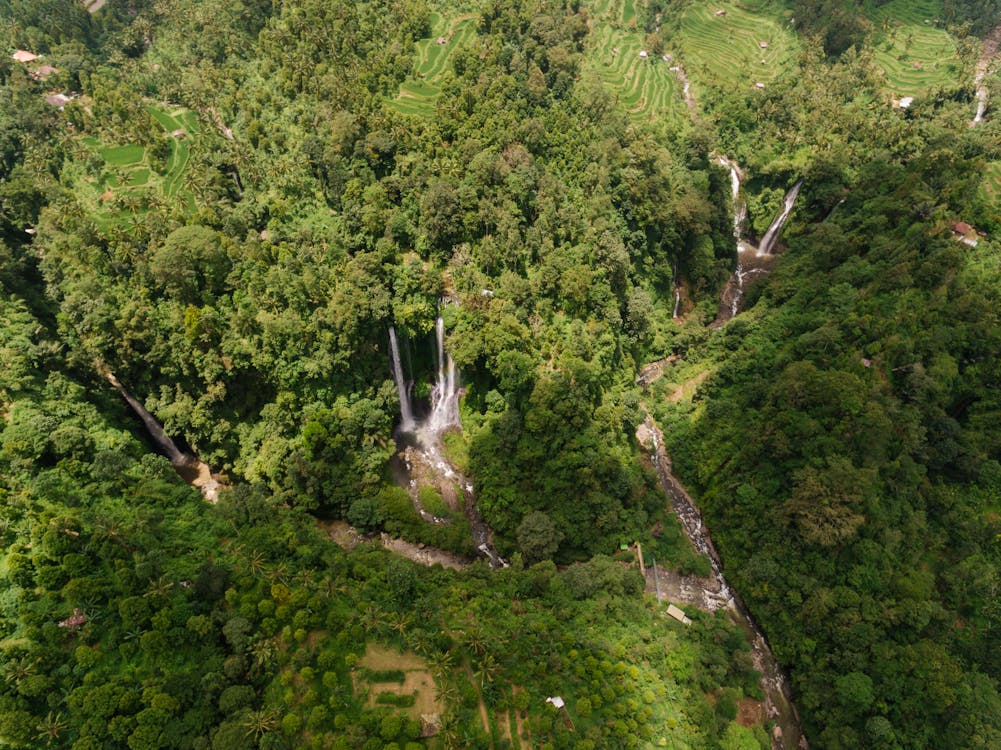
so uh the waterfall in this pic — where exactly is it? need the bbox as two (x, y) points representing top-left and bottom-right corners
(973, 89), (987, 125)
(426, 316), (460, 435)
(757, 178), (803, 256)
(388, 326), (416, 432)
(673, 290), (681, 318)
(104, 370), (221, 501)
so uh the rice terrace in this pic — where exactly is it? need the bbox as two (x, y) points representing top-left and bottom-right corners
(74, 106), (200, 225)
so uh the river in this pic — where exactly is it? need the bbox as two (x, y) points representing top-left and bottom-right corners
(637, 416), (806, 750)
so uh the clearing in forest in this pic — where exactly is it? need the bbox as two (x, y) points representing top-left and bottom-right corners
(583, 0), (685, 128)
(392, 11), (478, 116)
(74, 106), (199, 224)
(355, 643), (442, 719)
(865, 0), (961, 97)
(676, 0), (798, 94)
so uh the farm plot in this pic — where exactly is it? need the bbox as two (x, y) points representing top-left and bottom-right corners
(677, 0), (798, 94)
(392, 12), (478, 116)
(74, 105), (199, 223)
(583, 0), (685, 129)
(865, 0), (961, 97)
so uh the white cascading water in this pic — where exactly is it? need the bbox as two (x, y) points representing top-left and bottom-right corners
(757, 178), (804, 256)
(425, 316), (460, 436)
(388, 326), (416, 432)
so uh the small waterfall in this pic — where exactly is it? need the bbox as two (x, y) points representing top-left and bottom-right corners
(672, 260), (681, 319)
(757, 178), (803, 256)
(388, 326), (416, 432)
(973, 88), (988, 125)
(104, 370), (221, 502)
(730, 263), (745, 318)
(425, 316), (460, 435)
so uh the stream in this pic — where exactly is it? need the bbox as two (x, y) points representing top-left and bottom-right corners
(637, 416), (806, 750)
(971, 26), (1001, 127)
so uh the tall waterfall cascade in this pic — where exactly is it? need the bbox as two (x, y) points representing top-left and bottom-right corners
(425, 316), (460, 436)
(388, 326), (416, 432)
(757, 178), (804, 256)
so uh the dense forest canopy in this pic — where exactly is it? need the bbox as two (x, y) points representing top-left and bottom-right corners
(2, 0), (1001, 748)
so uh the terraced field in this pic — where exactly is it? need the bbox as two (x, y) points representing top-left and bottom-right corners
(76, 106), (199, 224)
(865, 0), (961, 97)
(583, 0), (685, 129)
(981, 161), (1001, 211)
(392, 12), (478, 116)
(677, 1), (798, 94)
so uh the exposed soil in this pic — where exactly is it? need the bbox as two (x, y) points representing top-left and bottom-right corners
(355, 643), (441, 720)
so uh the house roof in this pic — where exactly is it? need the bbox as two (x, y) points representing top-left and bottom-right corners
(952, 221), (973, 235)
(12, 50), (39, 63)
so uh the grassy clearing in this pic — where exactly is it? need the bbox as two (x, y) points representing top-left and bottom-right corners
(583, 0), (685, 129)
(864, 0), (961, 97)
(355, 643), (441, 719)
(677, 0), (798, 94)
(391, 11), (478, 116)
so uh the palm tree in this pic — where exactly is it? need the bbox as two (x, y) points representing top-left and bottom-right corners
(242, 708), (278, 740)
(144, 575), (174, 599)
(35, 712), (70, 746)
(385, 611), (412, 637)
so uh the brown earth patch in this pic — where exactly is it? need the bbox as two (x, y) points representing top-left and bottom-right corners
(736, 696), (766, 727)
(355, 643), (442, 720)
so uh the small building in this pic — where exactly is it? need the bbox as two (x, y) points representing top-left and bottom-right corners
(170, 128), (186, 139)
(754, 82), (765, 89)
(12, 50), (39, 63)
(546, 696), (565, 709)
(667, 604), (692, 625)
(715, 9), (727, 16)
(31, 65), (58, 81)
(436, 36), (447, 45)
(759, 41), (769, 49)
(639, 50), (648, 59)
(44, 93), (72, 109)
(58, 608), (88, 629)
(897, 96), (914, 109)
(951, 221), (980, 247)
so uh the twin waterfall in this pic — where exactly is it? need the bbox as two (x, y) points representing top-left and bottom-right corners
(714, 157), (802, 324)
(388, 316), (460, 442)
(388, 315), (506, 567)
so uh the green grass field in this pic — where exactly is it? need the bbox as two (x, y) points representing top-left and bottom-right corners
(676, 0), (798, 94)
(75, 106), (199, 225)
(864, 0), (961, 97)
(981, 161), (1001, 210)
(583, 0), (686, 129)
(392, 12), (478, 116)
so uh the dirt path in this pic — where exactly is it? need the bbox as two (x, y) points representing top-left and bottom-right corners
(463, 660), (492, 739)
(511, 686), (532, 747)
(317, 520), (473, 570)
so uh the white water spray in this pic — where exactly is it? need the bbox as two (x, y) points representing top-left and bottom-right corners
(425, 316), (460, 435)
(388, 326), (416, 432)
(757, 178), (803, 256)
